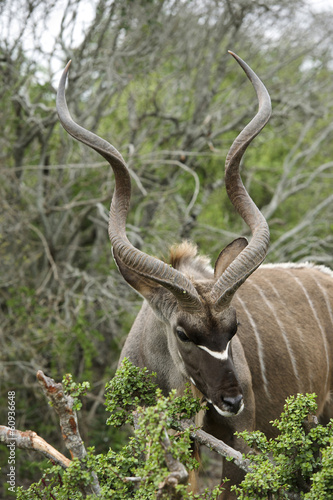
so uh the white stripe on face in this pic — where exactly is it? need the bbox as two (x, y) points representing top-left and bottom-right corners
(197, 341), (230, 360)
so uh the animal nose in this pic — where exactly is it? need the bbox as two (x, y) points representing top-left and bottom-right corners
(222, 394), (243, 414)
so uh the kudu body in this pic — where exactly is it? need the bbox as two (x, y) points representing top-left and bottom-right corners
(57, 53), (333, 497)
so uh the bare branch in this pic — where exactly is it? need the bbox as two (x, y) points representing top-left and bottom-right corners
(0, 426), (71, 468)
(28, 223), (59, 283)
(178, 419), (252, 474)
(269, 193), (333, 256)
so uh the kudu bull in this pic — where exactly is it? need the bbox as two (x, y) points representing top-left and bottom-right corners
(57, 52), (333, 497)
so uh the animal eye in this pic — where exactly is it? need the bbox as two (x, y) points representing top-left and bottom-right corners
(176, 327), (191, 343)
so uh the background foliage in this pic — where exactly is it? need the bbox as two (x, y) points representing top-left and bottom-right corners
(1, 0), (333, 493)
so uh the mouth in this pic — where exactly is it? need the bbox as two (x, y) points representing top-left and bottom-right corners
(189, 377), (244, 417)
(206, 398), (244, 418)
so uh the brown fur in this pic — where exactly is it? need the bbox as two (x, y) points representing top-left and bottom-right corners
(169, 241), (199, 268)
(169, 241), (212, 279)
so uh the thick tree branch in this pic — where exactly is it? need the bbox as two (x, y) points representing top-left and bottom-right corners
(0, 426), (71, 468)
(36, 370), (85, 460)
(36, 370), (101, 496)
(178, 419), (252, 474)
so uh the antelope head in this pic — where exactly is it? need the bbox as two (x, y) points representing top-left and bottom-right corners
(57, 52), (271, 418)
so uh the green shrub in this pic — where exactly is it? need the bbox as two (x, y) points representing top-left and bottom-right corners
(233, 393), (333, 499)
(16, 359), (222, 499)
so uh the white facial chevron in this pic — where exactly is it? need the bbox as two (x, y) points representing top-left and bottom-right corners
(197, 341), (230, 360)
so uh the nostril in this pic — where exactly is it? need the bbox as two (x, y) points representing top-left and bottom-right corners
(222, 394), (243, 414)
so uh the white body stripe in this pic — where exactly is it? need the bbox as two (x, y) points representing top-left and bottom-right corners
(236, 295), (270, 399)
(253, 281), (301, 391)
(317, 281), (333, 329)
(288, 271), (330, 390)
(294, 325), (313, 392)
(197, 342), (230, 360)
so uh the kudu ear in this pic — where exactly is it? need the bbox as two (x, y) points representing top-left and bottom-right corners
(114, 254), (158, 298)
(114, 254), (173, 322)
(214, 237), (248, 279)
